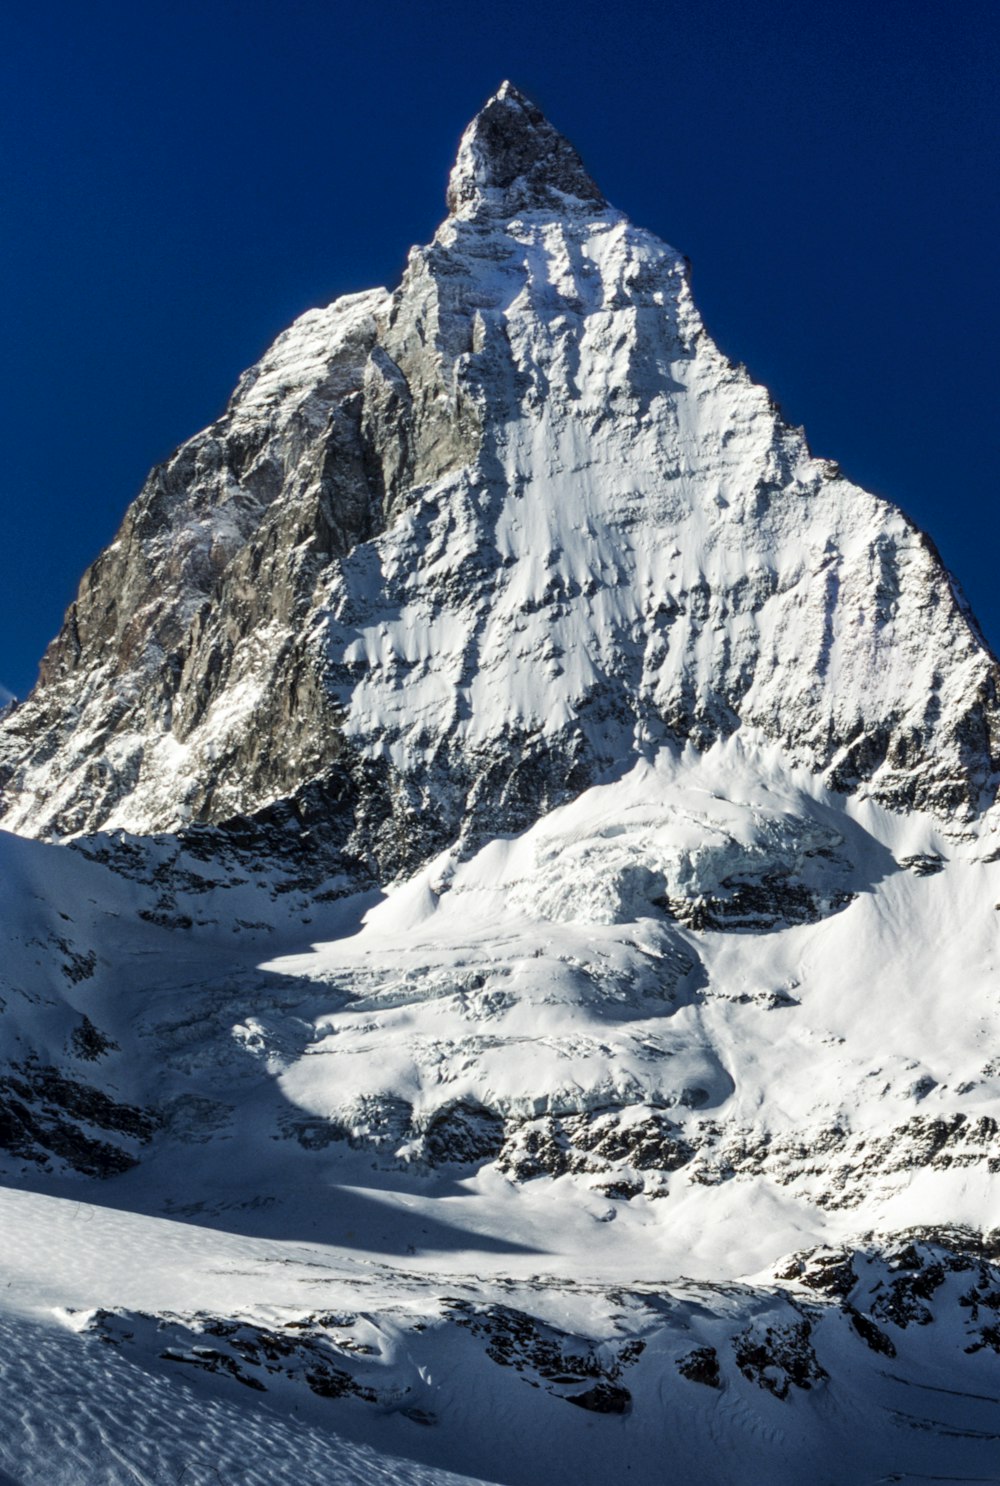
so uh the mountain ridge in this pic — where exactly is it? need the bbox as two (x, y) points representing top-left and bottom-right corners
(2, 84), (1000, 1485)
(2, 84), (998, 862)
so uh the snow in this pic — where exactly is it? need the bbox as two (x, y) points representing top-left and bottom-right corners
(234, 289), (389, 415)
(1, 84), (1000, 1482)
(4, 141), (996, 840)
(310, 202), (997, 847)
(3, 701), (1000, 1478)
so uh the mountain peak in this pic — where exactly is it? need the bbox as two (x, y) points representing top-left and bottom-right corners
(446, 81), (606, 219)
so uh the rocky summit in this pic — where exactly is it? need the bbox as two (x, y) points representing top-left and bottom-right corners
(1, 84), (1000, 1486)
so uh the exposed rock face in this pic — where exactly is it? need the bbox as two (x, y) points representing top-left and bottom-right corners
(496, 1106), (694, 1187)
(0, 290), (389, 849)
(0, 1060), (155, 1176)
(445, 80), (607, 218)
(2, 83), (998, 872)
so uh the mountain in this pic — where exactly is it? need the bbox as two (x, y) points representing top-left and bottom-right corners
(3, 82), (998, 858)
(1, 82), (999, 1485)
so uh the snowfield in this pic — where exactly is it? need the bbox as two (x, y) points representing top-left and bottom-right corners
(2, 734), (1000, 1481)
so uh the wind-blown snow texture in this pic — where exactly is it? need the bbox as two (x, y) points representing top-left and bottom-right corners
(1, 82), (999, 1485)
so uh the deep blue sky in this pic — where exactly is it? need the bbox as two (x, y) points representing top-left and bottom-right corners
(3, 0), (998, 698)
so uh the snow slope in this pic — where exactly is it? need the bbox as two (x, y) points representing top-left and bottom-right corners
(1, 81), (999, 1484)
(3, 1184), (1000, 1486)
(1, 730), (999, 1480)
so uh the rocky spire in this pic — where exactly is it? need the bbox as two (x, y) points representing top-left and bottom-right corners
(445, 81), (606, 219)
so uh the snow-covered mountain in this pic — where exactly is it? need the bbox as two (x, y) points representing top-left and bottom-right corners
(1, 83), (1000, 1485)
(3, 82), (998, 856)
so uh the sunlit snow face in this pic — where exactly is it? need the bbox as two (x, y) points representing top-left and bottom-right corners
(245, 740), (922, 1175)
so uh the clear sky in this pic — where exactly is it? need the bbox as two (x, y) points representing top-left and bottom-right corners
(3, 0), (998, 697)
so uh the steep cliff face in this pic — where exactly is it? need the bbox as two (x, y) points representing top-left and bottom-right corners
(0, 290), (387, 843)
(2, 81), (997, 868)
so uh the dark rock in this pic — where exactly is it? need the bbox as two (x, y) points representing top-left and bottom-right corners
(677, 1345), (722, 1388)
(774, 1248), (857, 1298)
(846, 1306), (896, 1356)
(423, 1101), (505, 1167)
(870, 1259), (946, 1328)
(69, 1016), (119, 1062)
(733, 1318), (827, 1399)
(564, 1382), (631, 1414)
(0, 1061), (156, 1176)
(161, 1347), (267, 1391)
(497, 1106), (694, 1184)
(897, 853), (946, 876)
(446, 81), (606, 219)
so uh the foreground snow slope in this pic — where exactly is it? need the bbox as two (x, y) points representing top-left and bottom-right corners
(3, 1183), (1000, 1486)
